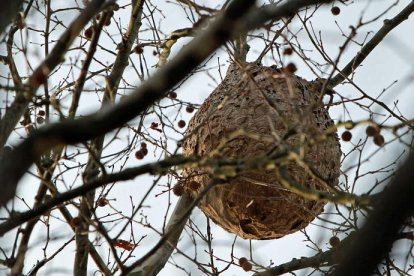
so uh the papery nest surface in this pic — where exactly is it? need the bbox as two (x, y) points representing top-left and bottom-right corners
(180, 62), (341, 240)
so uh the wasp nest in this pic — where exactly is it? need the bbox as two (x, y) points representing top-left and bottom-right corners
(180, 62), (341, 239)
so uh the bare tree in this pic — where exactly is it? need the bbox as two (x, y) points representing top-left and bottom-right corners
(1, 0), (414, 275)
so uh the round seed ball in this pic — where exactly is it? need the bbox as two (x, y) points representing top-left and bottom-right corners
(366, 125), (378, 137)
(373, 134), (385, 147)
(329, 236), (340, 247)
(84, 26), (94, 40)
(97, 197), (108, 207)
(341, 131), (352, 142)
(331, 6), (341, 15)
(172, 184), (185, 196)
(283, 48), (293, 56)
(186, 105), (195, 113)
(178, 120), (186, 128)
(133, 45), (144, 54)
(284, 62), (297, 74)
(135, 150), (144, 160)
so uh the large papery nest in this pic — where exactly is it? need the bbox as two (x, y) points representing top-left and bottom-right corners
(180, 62), (341, 239)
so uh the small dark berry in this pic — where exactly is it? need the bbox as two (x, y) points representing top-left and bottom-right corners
(284, 62), (297, 74)
(242, 262), (252, 272)
(329, 236), (340, 247)
(84, 26), (94, 40)
(70, 217), (82, 228)
(135, 150), (144, 160)
(283, 47), (293, 55)
(239, 258), (252, 271)
(36, 116), (45, 124)
(152, 50), (158, 56)
(151, 122), (159, 128)
(140, 147), (148, 156)
(172, 184), (185, 196)
(341, 131), (352, 142)
(133, 45), (144, 54)
(365, 125), (378, 137)
(97, 197), (108, 207)
(331, 6), (341, 15)
(186, 105), (194, 113)
(140, 142), (147, 148)
(373, 134), (385, 147)
(38, 110), (46, 116)
(168, 91), (177, 99)
(178, 120), (186, 128)
(238, 257), (248, 266)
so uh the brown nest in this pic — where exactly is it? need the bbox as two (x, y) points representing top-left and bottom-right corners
(179, 62), (341, 240)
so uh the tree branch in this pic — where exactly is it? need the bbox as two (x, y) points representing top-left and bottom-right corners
(332, 152), (414, 275)
(329, 0), (414, 87)
(127, 194), (193, 276)
(0, 0), (107, 150)
(0, 0), (24, 34)
(0, 0), (334, 206)
(0, 155), (196, 236)
(73, 2), (145, 274)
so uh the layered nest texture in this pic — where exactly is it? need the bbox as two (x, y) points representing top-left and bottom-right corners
(180, 62), (341, 239)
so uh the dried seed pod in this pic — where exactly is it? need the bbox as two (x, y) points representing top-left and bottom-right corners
(168, 91), (177, 99)
(135, 150), (144, 160)
(70, 217), (82, 228)
(329, 236), (340, 247)
(365, 125), (378, 137)
(331, 6), (341, 15)
(172, 184), (185, 196)
(133, 45), (144, 54)
(178, 120), (186, 128)
(97, 197), (108, 207)
(239, 257), (252, 271)
(373, 134), (385, 147)
(84, 26), (94, 40)
(284, 62), (297, 74)
(186, 105), (195, 113)
(341, 131), (352, 142)
(140, 147), (148, 156)
(182, 63), (341, 239)
(283, 47), (293, 56)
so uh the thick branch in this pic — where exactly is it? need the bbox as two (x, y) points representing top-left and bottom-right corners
(122, 179), (222, 275)
(0, 0), (24, 34)
(0, 0), (106, 149)
(329, 1), (414, 87)
(332, 152), (414, 275)
(128, 195), (193, 276)
(0, 0), (333, 205)
(0, 155), (196, 236)
(74, 2), (145, 275)
(254, 248), (334, 276)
